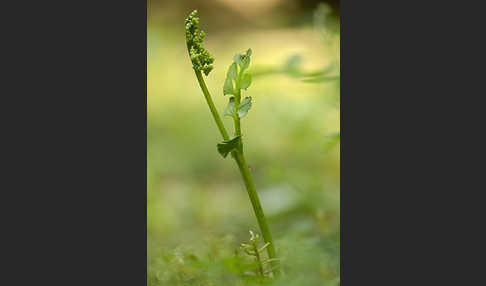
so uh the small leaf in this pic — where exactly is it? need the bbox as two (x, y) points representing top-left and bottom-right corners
(233, 54), (241, 66)
(238, 96), (252, 118)
(227, 62), (238, 80)
(240, 73), (252, 90)
(233, 49), (251, 71)
(217, 136), (242, 158)
(224, 97), (236, 118)
(223, 77), (234, 95)
(240, 55), (250, 70)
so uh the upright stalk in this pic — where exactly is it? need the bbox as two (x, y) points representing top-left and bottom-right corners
(186, 10), (279, 277)
(233, 152), (278, 275)
(233, 78), (242, 136)
(230, 82), (278, 274)
(192, 66), (279, 277)
(195, 70), (230, 140)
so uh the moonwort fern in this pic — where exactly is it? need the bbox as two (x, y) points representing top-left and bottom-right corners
(241, 230), (280, 278)
(185, 10), (279, 277)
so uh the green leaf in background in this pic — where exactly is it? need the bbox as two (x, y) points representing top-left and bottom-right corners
(238, 96), (252, 118)
(302, 75), (340, 83)
(224, 97), (236, 118)
(217, 136), (242, 158)
(223, 76), (234, 95)
(240, 73), (252, 90)
(283, 54), (302, 75)
(227, 62), (238, 80)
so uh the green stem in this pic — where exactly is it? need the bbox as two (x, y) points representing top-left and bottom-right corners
(191, 68), (279, 277)
(233, 152), (280, 277)
(231, 80), (279, 276)
(252, 241), (264, 277)
(233, 89), (241, 136)
(194, 70), (230, 141)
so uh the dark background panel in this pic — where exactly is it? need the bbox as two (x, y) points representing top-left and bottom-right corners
(1, 0), (146, 284)
(342, 0), (486, 285)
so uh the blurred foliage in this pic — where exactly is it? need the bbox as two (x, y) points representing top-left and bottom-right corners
(148, 1), (339, 285)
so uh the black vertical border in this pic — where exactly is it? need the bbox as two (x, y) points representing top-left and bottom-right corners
(341, 0), (486, 285)
(1, 0), (147, 284)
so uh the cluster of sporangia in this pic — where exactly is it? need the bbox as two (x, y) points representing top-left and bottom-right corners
(185, 10), (215, 76)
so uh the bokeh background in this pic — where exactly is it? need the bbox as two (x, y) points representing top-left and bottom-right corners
(148, 0), (340, 285)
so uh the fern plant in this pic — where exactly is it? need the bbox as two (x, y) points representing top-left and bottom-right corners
(185, 10), (279, 277)
(240, 230), (280, 278)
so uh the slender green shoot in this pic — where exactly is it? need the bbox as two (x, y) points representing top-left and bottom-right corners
(185, 10), (279, 277)
(241, 230), (281, 278)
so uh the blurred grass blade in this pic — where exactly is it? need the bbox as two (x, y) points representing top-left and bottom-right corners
(302, 75), (340, 83)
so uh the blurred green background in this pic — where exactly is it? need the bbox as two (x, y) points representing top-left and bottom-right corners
(148, 0), (340, 285)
